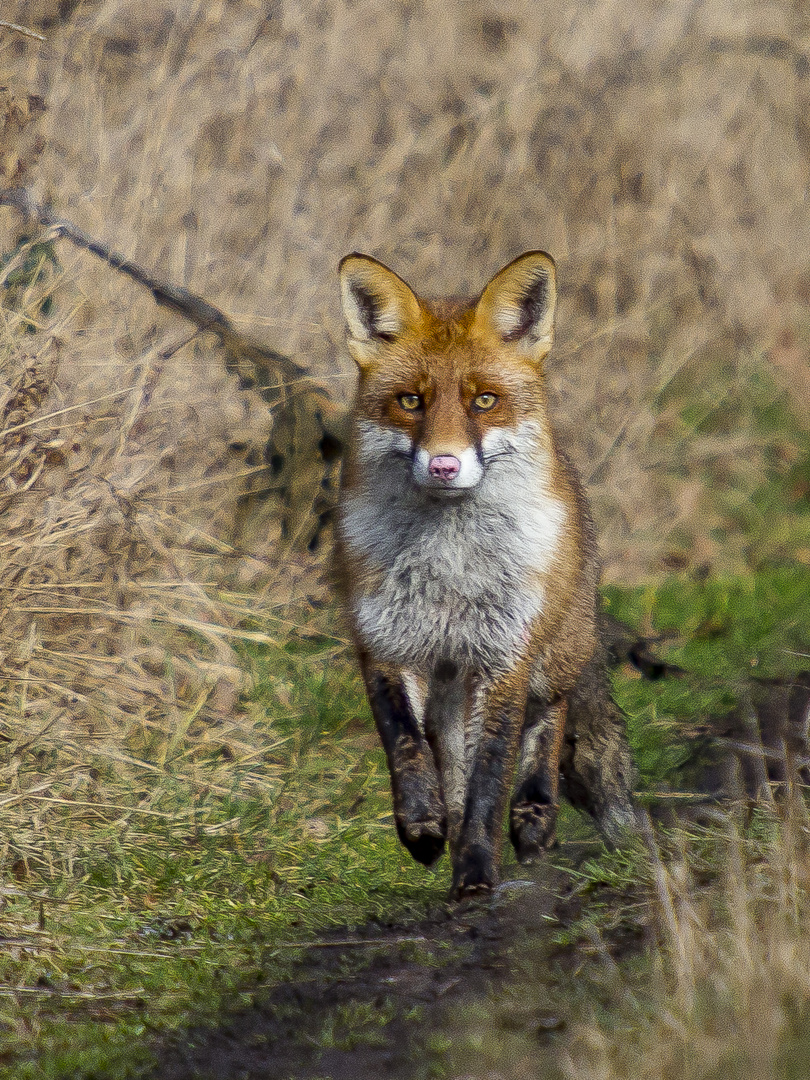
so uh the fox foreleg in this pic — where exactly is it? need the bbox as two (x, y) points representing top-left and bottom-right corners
(423, 664), (477, 849)
(361, 655), (447, 866)
(509, 695), (567, 861)
(451, 670), (528, 900)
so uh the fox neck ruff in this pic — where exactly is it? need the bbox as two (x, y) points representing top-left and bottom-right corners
(338, 418), (568, 677)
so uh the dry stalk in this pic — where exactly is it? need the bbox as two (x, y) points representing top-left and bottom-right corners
(0, 21), (45, 42)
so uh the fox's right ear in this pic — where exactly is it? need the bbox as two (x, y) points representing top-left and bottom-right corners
(339, 254), (422, 369)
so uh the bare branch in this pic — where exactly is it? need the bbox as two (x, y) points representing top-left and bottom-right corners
(0, 186), (307, 379)
(1, 186), (348, 554)
(0, 20), (46, 41)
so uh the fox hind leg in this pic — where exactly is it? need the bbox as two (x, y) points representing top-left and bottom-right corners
(559, 650), (637, 845)
(509, 696), (567, 862)
(361, 656), (447, 866)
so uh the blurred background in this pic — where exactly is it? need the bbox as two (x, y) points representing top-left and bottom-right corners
(3, 0), (810, 588)
(2, 0), (810, 761)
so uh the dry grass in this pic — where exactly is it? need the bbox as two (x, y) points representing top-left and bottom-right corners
(2, 2), (810, 1074)
(3, 0), (810, 580)
(438, 802), (810, 1080)
(559, 807), (810, 1080)
(0, 281), (332, 904)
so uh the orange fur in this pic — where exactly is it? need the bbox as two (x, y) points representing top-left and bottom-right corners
(335, 252), (634, 898)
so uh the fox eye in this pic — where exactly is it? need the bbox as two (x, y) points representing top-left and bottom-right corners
(473, 392), (498, 411)
(398, 393), (423, 412)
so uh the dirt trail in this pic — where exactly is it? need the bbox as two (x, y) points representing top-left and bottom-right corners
(148, 864), (595, 1080)
(145, 640), (802, 1080)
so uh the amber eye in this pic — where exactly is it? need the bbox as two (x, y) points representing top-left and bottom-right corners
(398, 393), (423, 412)
(473, 392), (498, 411)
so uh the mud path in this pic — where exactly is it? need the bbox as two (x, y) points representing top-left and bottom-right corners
(147, 862), (612, 1080)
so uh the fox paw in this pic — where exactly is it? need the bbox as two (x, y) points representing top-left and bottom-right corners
(396, 815), (446, 866)
(451, 846), (496, 901)
(509, 802), (558, 863)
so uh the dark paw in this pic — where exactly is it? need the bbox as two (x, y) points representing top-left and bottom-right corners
(509, 802), (558, 863)
(394, 777), (447, 865)
(396, 816), (446, 866)
(451, 845), (496, 901)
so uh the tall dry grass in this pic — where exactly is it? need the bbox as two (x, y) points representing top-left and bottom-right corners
(560, 806), (810, 1080)
(3, 0), (810, 583)
(0, 271), (332, 889)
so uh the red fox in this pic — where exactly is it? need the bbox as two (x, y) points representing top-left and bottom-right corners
(335, 251), (636, 899)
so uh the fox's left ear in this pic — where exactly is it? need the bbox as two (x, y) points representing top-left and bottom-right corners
(473, 251), (557, 363)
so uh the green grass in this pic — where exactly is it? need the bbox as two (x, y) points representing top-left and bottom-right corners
(4, 567), (810, 1077)
(648, 354), (810, 572)
(0, 645), (443, 1079)
(604, 565), (810, 789)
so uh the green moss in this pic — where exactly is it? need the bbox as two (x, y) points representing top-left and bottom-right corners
(604, 565), (810, 790)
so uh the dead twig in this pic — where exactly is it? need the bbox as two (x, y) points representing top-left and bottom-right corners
(269, 935), (429, 949)
(0, 21), (46, 41)
(0, 186), (306, 378)
(0, 987), (147, 1000)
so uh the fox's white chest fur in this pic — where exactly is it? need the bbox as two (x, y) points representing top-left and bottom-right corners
(339, 419), (567, 676)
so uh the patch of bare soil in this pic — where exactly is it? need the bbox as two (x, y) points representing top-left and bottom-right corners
(146, 863), (617, 1080)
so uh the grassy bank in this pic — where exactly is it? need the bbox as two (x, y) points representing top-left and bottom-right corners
(1, 636), (437, 1078)
(3, 565), (810, 1077)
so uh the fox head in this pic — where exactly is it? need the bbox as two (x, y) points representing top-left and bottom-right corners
(338, 251), (557, 497)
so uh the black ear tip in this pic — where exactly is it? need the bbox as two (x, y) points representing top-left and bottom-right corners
(339, 252), (388, 276)
(518, 249), (556, 270)
(339, 252), (364, 273)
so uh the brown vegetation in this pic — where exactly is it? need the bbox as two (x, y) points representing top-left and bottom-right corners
(2, 3), (810, 1074)
(3, 0), (809, 769)
(2, 0), (809, 906)
(4, 0), (810, 573)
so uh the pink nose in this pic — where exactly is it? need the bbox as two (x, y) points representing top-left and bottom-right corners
(428, 455), (461, 481)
